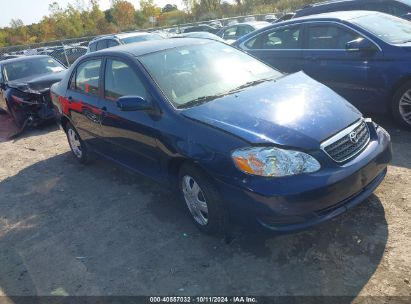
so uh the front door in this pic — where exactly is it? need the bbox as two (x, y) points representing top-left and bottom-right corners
(99, 58), (161, 176)
(301, 22), (384, 112)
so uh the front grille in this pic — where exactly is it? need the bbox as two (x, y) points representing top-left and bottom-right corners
(323, 120), (370, 163)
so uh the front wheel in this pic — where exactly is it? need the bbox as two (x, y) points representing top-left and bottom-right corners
(66, 122), (91, 164)
(6, 99), (25, 128)
(179, 164), (228, 235)
(392, 81), (411, 129)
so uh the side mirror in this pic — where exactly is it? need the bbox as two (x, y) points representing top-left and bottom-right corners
(346, 38), (377, 53)
(116, 96), (151, 111)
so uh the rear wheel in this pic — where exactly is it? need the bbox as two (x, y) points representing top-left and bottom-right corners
(66, 122), (91, 164)
(392, 81), (411, 129)
(179, 163), (228, 235)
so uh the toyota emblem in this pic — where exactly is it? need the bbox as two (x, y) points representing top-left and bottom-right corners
(349, 131), (359, 144)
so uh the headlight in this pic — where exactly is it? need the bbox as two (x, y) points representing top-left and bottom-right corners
(232, 146), (321, 177)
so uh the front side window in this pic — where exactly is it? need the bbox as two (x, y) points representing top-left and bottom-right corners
(223, 26), (237, 38)
(89, 42), (97, 52)
(237, 25), (254, 37)
(108, 39), (119, 48)
(306, 24), (361, 49)
(104, 59), (146, 100)
(245, 26), (301, 49)
(139, 42), (282, 108)
(70, 59), (101, 96)
(351, 13), (411, 44)
(96, 40), (108, 51)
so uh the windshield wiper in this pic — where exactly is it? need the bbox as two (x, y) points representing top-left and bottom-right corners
(177, 94), (225, 109)
(227, 76), (280, 94)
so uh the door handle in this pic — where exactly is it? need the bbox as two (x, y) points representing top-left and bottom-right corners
(67, 96), (73, 104)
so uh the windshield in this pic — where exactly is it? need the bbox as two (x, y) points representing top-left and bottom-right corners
(351, 13), (411, 44)
(399, 0), (411, 6)
(3, 57), (65, 81)
(120, 34), (163, 44)
(139, 42), (282, 108)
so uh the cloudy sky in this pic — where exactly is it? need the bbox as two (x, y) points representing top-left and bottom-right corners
(0, 0), (184, 28)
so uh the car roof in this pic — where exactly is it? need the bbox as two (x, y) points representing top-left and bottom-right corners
(277, 10), (380, 25)
(91, 32), (153, 43)
(0, 55), (51, 65)
(87, 38), (212, 57)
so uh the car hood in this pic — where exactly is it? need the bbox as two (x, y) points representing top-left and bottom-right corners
(7, 70), (66, 93)
(181, 72), (362, 149)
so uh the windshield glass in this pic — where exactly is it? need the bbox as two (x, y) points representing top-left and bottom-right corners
(399, 0), (411, 6)
(120, 34), (163, 44)
(351, 13), (411, 44)
(139, 42), (282, 108)
(3, 57), (65, 81)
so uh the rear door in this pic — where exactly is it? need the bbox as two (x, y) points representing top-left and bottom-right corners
(66, 58), (105, 148)
(99, 57), (161, 176)
(301, 22), (384, 111)
(240, 24), (304, 73)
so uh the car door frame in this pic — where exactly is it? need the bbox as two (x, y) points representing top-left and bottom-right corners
(98, 54), (163, 176)
(299, 20), (384, 110)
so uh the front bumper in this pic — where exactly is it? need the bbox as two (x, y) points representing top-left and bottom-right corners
(216, 124), (392, 232)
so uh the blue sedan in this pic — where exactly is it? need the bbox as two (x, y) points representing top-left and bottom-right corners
(51, 39), (391, 234)
(234, 11), (411, 129)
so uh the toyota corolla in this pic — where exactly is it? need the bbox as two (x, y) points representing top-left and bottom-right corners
(51, 39), (392, 234)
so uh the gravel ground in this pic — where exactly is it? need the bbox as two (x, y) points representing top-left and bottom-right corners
(0, 112), (410, 299)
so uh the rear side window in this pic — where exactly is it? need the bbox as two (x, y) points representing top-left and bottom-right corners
(306, 24), (362, 49)
(245, 26), (301, 49)
(70, 59), (102, 96)
(104, 59), (146, 101)
(96, 40), (108, 51)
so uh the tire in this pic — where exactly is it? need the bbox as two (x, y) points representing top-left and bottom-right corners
(65, 122), (91, 164)
(178, 163), (229, 235)
(392, 81), (411, 129)
(6, 99), (25, 128)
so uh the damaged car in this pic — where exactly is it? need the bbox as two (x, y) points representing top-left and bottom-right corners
(51, 39), (391, 234)
(0, 55), (66, 129)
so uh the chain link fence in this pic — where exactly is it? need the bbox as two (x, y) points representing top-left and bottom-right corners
(0, 12), (280, 67)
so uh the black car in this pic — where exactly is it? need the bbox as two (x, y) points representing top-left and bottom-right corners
(0, 56), (66, 128)
(294, 0), (411, 20)
(49, 46), (87, 67)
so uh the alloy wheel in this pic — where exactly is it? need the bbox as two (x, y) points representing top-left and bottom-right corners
(399, 89), (411, 125)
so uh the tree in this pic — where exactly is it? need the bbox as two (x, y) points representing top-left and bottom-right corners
(140, 0), (157, 20)
(162, 4), (178, 13)
(112, 0), (136, 30)
(10, 19), (24, 29)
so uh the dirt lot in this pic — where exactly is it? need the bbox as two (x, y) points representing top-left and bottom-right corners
(0, 112), (410, 299)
